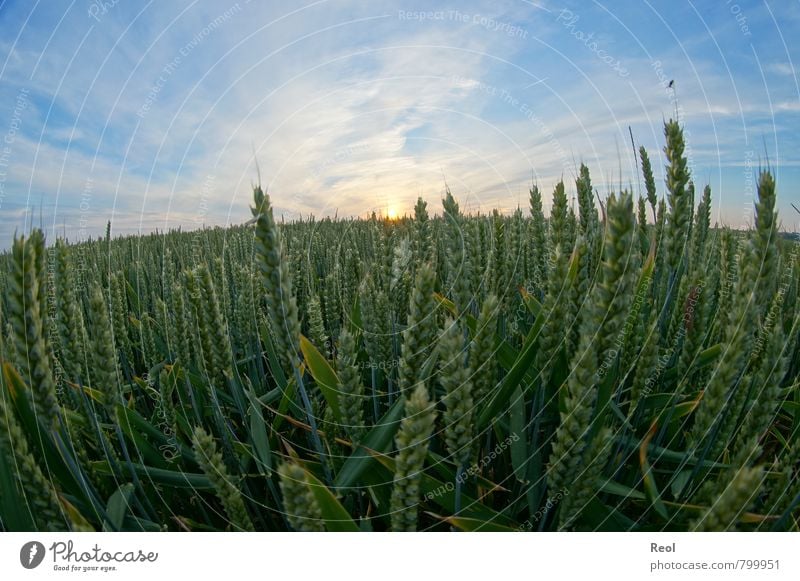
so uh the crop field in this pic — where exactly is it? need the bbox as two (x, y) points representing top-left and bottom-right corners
(0, 121), (798, 532)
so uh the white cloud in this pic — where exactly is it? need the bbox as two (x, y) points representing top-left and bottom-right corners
(767, 62), (796, 77)
(776, 100), (800, 112)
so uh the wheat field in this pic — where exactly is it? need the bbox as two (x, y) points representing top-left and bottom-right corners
(0, 120), (797, 532)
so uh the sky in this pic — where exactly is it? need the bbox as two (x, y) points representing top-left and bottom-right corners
(0, 0), (798, 245)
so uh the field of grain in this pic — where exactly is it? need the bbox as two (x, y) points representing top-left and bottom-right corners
(0, 120), (797, 531)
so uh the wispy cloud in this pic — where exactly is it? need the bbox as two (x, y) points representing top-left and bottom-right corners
(776, 100), (800, 112)
(767, 62), (796, 76)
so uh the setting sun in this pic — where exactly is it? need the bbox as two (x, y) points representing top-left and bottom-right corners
(386, 207), (399, 220)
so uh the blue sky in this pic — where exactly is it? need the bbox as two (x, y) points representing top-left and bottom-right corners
(0, 0), (798, 244)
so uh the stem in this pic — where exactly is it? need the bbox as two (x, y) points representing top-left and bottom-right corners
(387, 375), (394, 407)
(293, 365), (332, 484)
(113, 423), (158, 521)
(772, 490), (800, 531)
(52, 430), (108, 526)
(184, 374), (203, 425)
